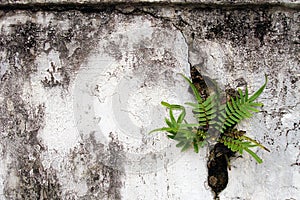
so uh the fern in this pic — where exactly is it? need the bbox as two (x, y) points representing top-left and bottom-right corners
(215, 75), (268, 133)
(220, 136), (263, 163)
(186, 95), (218, 127)
(150, 74), (269, 163)
(220, 129), (270, 163)
(181, 73), (219, 129)
(150, 101), (206, 153)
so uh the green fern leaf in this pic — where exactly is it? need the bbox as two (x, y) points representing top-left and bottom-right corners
(176, 141), (186, 148)
(195, 113), (207, 118)
(241, 135), (270, 152)
(199, 122), (208, 126)
(220, 135), (265, 164)
(244, 148), (263, 163)
(191, 94), (218, 127)
(181, 141), (192, 152)
(149, 127), (177, 134)
(177, 112), (186, 124)
(231, 97), (238, 110)
(185, 102), (200, 108)
(244, 105), (259, 112)
(207, 114), (217, 120)
(203, 95), (215, 107)
(180, 73), (203, 103)
(209, 120), (217, 125)
(245, 87), (249, 100)
(165, 118), (174, 128)
(248, 74), (268, 102)
(215, 75), (268, 132)
(229, 115), (240, 122)
(178, 123), (202, 128)
(238, 88), (245, 104)
(193, 140), (199, 153)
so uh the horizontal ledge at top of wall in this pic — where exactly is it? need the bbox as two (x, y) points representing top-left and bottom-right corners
(0, 0), (299, 10)
(1, 0), (299, 3)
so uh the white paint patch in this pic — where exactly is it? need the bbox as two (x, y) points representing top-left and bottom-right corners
(72, 16), (194, 176)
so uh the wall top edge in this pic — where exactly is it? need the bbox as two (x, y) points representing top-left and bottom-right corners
(0, 0), (299, 6)
(0, 0), (300, 10)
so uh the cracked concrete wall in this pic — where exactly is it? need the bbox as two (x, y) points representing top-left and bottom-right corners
(0, 1), (299, 200)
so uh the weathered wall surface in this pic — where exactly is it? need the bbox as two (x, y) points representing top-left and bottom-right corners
(0, 1), (299, 200)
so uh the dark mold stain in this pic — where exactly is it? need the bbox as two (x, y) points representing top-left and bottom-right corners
(41, 62), (64, 88)
(132, 47), (176, 86)
(6, 154), (62, 200)
(68, 133), (125, 200)
(0, 74), (62, 199)
(0, 9), (115, 89)
(268, 12), (293, 45)
(0, 9), (129, 199)
(0, 21), (40, 77)
(254, 19), (271, 46)
(202, 9), (272, 46)
(85, 133), (124, 200)
(290, 75), (299, 89)
(284, 121), (300, 151)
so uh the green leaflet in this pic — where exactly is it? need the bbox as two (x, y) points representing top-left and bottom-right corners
(216, 75), (268, 133)
(150, 74), (269, 163)
(248, 74), (268, 102)
(220, 135), (264, 163)
(179, 73), (203, 103)
(244, 148), (263, 164)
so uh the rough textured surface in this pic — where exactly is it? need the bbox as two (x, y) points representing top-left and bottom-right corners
(0, 2), (299, 200)
(0, 0), (299, 4)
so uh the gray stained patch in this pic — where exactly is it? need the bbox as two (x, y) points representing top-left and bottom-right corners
(0, 73), (62, 199)
(0, 9), (114, 89)
(66, 133), (124, 200)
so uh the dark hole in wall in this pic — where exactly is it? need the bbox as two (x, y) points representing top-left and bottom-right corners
(190, 66), (236, 199)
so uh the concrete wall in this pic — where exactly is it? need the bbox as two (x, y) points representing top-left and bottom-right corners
(0, 1), (299, 199)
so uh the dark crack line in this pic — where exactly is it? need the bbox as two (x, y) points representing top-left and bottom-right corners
(171, 22), (194, 70)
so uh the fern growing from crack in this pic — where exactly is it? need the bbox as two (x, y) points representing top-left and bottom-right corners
(150, 74), (269, 163)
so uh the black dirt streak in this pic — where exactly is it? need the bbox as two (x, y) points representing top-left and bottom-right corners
(207, 143), (235, 199)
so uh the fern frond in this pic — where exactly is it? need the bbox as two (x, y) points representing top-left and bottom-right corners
(149, 101), (187, 136)
(220, 136), (263, 163)
(215, 75), (268, 133)
(179, 73), (203, 103)
(241, 135), (270, 152)
(186, 94), (218, 128)
(248, 74), (268, 102)
(150, 100), (207, 152)
(150, 74), (269, 161)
